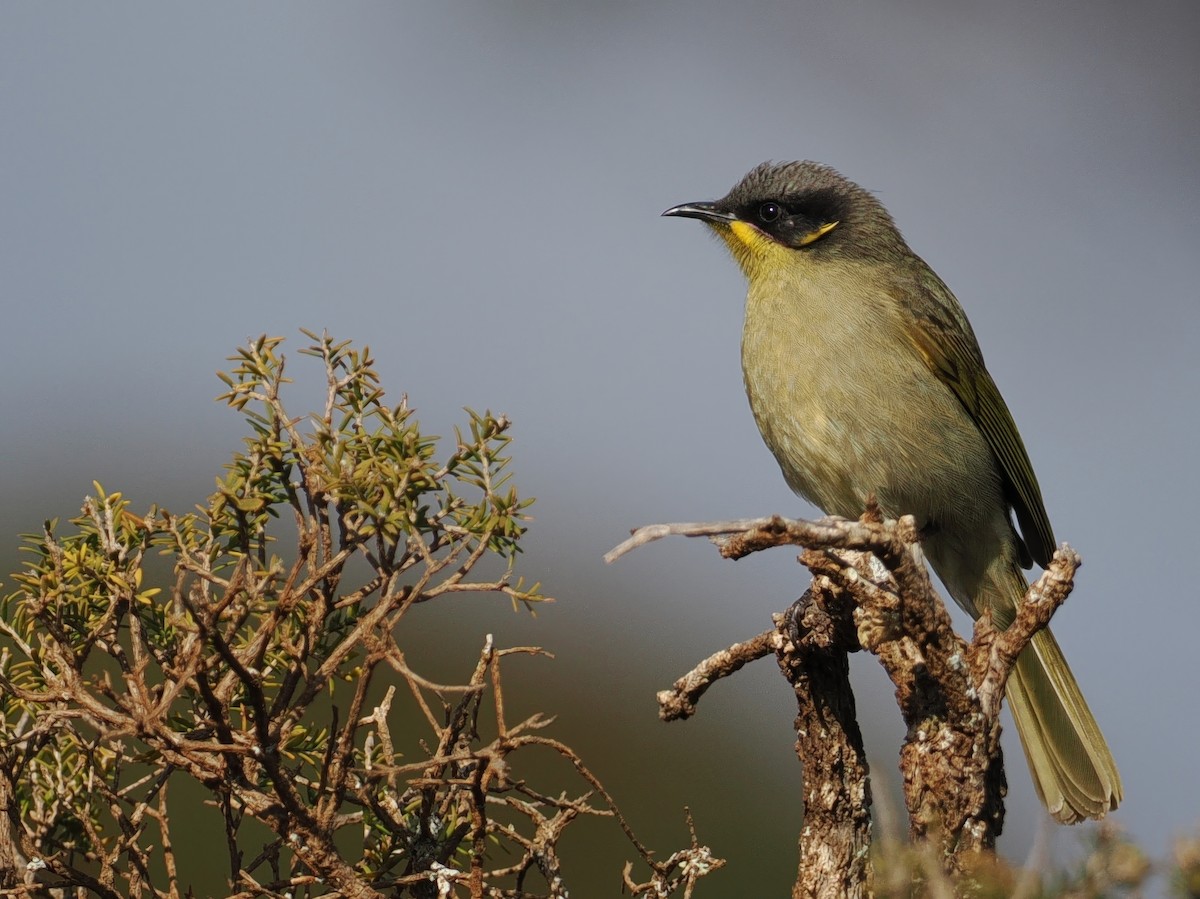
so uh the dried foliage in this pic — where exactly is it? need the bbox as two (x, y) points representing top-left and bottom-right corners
(0, 333), (718, 898)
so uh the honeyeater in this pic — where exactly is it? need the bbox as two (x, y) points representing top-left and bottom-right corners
(663, 161), (1120, 823)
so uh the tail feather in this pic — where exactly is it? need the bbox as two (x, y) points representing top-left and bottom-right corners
(1002, 625), (1122, 824)
(978, 562), (1121, 823)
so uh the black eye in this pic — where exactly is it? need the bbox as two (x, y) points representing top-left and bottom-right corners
(758, 202), (782, 223)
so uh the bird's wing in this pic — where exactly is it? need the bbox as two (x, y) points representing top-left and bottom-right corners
(898, 270), (1056, 568)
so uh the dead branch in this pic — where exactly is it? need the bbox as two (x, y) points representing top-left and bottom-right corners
(657, 630), (775, 722)
(607, 507), (1082, 892)
(775, 582), (872, 899)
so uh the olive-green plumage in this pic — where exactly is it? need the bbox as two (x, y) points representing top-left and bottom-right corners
(663, 160), (1120, 823)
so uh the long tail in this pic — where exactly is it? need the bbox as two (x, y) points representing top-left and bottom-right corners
(989, 565), (1122, 823)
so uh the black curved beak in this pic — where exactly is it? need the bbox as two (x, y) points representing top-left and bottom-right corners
(661, 202), (736, 224)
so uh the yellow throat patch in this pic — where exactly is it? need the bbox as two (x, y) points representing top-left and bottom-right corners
(714, 219), (838, 280)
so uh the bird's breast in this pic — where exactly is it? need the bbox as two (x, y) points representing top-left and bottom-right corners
(739, 265), (1002, 537)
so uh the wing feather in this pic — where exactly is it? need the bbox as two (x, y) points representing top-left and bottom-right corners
(900, 268), (1056, 568)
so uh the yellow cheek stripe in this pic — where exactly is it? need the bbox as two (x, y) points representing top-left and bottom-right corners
(728, 218), (839, 253)
(713, 216), (838, 280)
(798, 220), (839, 246)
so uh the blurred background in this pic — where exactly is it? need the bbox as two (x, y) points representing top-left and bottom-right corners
(3, 2), (1198, 894)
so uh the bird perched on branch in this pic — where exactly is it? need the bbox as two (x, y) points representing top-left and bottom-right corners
(663, 161), (1120, 823)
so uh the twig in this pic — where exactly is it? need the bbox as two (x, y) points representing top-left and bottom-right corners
(657, 630), (775, 721)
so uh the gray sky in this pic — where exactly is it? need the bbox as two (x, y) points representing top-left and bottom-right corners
(3, 2), (1198, 893)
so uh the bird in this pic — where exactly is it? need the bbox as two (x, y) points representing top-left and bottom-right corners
(662, 160), (1120, 823)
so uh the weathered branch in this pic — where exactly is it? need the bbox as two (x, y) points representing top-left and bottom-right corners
(608, 507), (1082, 891)
(657, 630), (775, 722)
(775, 584), (872, 899)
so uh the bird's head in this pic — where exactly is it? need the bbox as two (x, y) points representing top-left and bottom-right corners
(663, 161), (908, 280)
